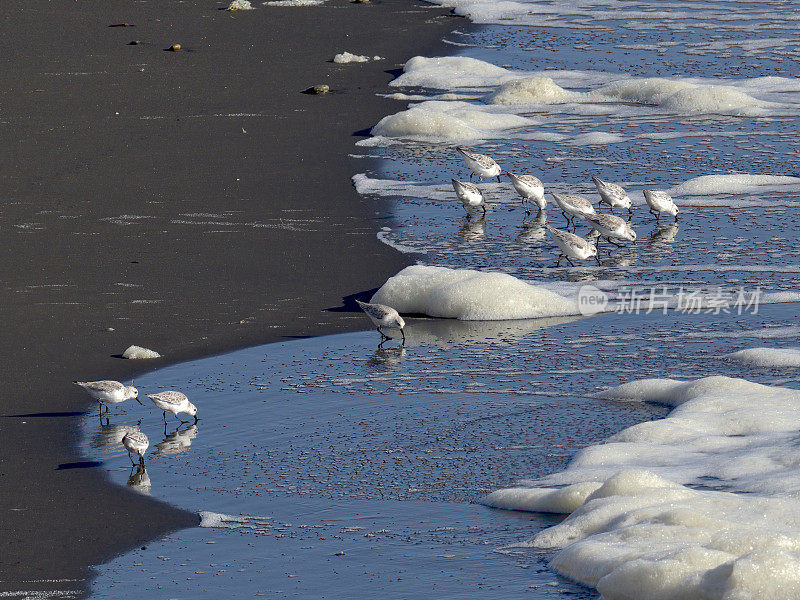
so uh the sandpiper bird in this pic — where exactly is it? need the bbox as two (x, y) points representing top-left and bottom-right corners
(451, 179), (486, 217)
(122, 430), (149, 465)
(74, 380), (142, 414)
(583, 212), (636, 244)
(550, 193), (595, 226)
(546, 225), (598, 266)
(592, 176), (632, 217)
(508, 172), (545, 215)
(643, 190), (679, 223)
(356, 299), (406, 343)
(456, 147), (501, 182)
(147, 391), (198, 423)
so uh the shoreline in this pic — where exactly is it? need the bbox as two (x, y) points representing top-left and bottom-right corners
(0, 1), (462, 596)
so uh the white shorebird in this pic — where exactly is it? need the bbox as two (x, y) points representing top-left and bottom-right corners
(74, 380), (142, 414)
(508, 172), (545, 214)
(592, 176), (632, 217)
(147, 391), (198, 423)
(122, 430), (149, 464)
(583, 213), (636, 245)
(643, 190), (679, 223)
(356, 299), (406, 343)
(546, 225), (598, 266)
(451, 179), (486, 217)
(456, 147), (501, 182)
(550, 193), (595, 226)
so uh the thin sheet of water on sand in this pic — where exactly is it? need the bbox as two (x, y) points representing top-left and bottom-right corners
(84, 302), (799, 598)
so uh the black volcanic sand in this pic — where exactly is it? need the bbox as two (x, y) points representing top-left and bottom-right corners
(0, 1), (459, 596)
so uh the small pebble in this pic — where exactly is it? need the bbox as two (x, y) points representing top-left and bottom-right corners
(303, 84), (330, 95)
(168, 44), (182, 52)
(334, 551), (345, 556)
(128, 40), (139, 45)
(109, 23), (134, 27)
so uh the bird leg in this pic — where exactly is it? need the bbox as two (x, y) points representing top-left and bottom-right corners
(496, 175), (501, 183)
(400, 328), (406, 345)
(128, 452), (135, 466)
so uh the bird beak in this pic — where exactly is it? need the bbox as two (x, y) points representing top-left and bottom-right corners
(136, 397), (143, 405)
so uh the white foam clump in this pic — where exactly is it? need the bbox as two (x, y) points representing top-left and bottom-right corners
(371, 100), (530, 141)
(724, 347), (800, 367)
(485, 376), (800, 599)
(121, 345), (161, 359)
(486, 76), (573, 105)
(333, 52), (381, 64)
(597, 77), (770, 115)
(569, 131), (625, 146)
(670, 173), (800, 196)
(227, 0), (254, 8)
(370, 265), (578, 321)
(390, 56), (519, 89)
(264, 0), (324, 5)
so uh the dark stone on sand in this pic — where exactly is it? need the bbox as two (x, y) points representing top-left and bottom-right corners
(128, 40), (139, 45)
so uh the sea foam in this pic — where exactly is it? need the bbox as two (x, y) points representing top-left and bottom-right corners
(723, 347), (800, 367)
(484, 376), (800, 599)
(370, 100), (531, 141)
(370, 265), (579, 320)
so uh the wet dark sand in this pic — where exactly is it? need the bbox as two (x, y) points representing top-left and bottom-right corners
(0, 1), (457, 595)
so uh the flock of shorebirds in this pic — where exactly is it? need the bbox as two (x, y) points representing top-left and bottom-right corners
(74, 380), (198, 464)
(353, 146), (682, 344)
(452, 146), (680, 266)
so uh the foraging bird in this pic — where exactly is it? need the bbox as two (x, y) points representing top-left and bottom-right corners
(122, 430), (149, 465)
(452, 179), (486, 217)
(74, 380), (142, 414)
(546, 225), (598, 266)
(550, 193), (595, 226)
(508, 172), (545, 214)
(643, 190), (679, 223)
(456, 147), (501, 182)
(147, 391), (198, 423)
(592, 176), (632, 217)
(583, 212), (636, 244)
(355, 299), (406, 343)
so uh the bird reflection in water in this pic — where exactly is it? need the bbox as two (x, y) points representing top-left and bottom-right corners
(517, 210), (547, 244)
(127, 462), (151, 495)
(153, 423), (199, 456)
(458, 217), (485, 242)
(649, 223), (679, 245)
(368, 344), (407, 367)
(90, 420), (141, 456)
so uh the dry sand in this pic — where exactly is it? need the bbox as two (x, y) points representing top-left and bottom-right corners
(0, 0), (459, 595)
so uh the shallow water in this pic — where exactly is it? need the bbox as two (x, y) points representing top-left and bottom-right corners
(85, 302), (799, 598)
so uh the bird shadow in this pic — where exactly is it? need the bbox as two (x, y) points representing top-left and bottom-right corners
(325, 288), (382, 313)
(56, 461), (103, 470)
